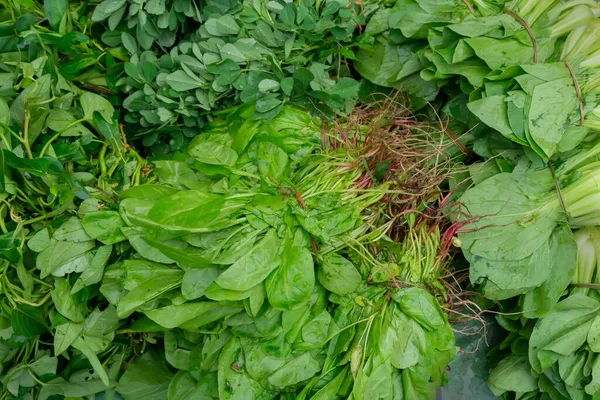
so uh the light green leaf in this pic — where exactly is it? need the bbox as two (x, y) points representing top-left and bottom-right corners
(166, 71), (204, 92)
(266, 245), (314, 310)
(259, 79), (280, 93)
(317, 253), (361, 295)
(215, 230), (281, 291)
(81, 92), (114, 122)
(205, 15), (240, 36)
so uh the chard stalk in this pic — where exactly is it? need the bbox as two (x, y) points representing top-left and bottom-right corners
(563, 20), (600, 61)
(549, 5), (595, 38)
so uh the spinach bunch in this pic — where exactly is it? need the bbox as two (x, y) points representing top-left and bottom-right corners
(94, 0), (365, 154)
(2, 102), (457, 398)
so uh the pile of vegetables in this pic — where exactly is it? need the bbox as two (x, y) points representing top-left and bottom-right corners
(1, 93), (461, 398)
(6, 0), (600, 397)
(0, 0), (463, 391)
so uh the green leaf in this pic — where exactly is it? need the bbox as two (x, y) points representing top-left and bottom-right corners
(215, 230), (281, 291)
(268, 352), (321, 388)
(28, 228), (51, 252)
(259, 79), (281, 93)
(144, 302), (220, 329)
(0, 97), (9, 126)
(529, 294), (600, 372)
(220, 43), (246, 63)
(37, 240), (95, 278)
(257, 141), (288, 182)
(3, 150), (63, 176)
(189, 140), (238, 166)
(54, 322), (84, 355)
(281, 77), (294, 96)
(52, 278), (85, 322)
(93, 111), (123, 152)
(44, 0), (68, 31)
(38, 379), (111, 400)
(81, 92), (114, 122)
(256, 96), (282, 113)
(92, 0), (126, 22)
(117, 351), (173, 400)
(116, 261), (184, 317)
(10, 304), (49, 337)
(54, 217), (93, 242)
(329, 78), (359, 98)
(72, 245), (112, 293)
(121, 32), (138, 54)
(266, 245), (314, 310)
(182, 268), (220, 300)
(72, 336), (110, 386)
(47, 109), (92, 137)
(82, 210), (127, 244)
(166, 70), (204, 91)
(205, 15), (240, 36)
(29, 355), (58, 377)
(317, 254), (361, 295)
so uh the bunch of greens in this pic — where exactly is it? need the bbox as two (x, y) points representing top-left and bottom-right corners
(484, 229), (600, 399)
(454, 136), (600, 318)
(1, 96), (459, 399)
(93, 0), (367, 154)
(356, 0), (600, 158)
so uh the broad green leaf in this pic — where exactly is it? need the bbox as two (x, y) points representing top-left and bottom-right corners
(28, 228), (51, 252)
(205, 15), (240, 36)
(144, 302), (224, 329)
(37, 240), (95, 278)
(3, 150), (63, 176)
(38, 379), (112, 400)
(317, 254), (361, 295)
(72, 245), (113, 293)
(52, 278), (85, 322)
(81, 92), (114, 122)
(54, 322), (84, 355)
(82, 210), (127, 244)
(54, 217), (93, 242)
(10, 304), (48, 337)
(215, 230), (281, 291)
(266, 245), (314, 310)
(47, 109), (92, 137)
(259, 79), (280, 93)
(93, 111), (123, 152)
(329, 78), (359, 98)
(72, 336), (110, 386)
(268, 352), (321, 388)
(189, 140), (238, 166)
(44, 0), (68, 31)
(29, 355), (58, 376)
(166, 70), (204, 91)
(91, 0), (126, 21)
(529, 294), (600, 372)
(392, 287), (446, 331)
(182, 268), (220, 300)
(116, 261), (184, 317)
(117, 351), (173, 400)
(121, 32), (137, 54)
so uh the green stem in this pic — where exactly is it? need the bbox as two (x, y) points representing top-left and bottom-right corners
(39, 118), (87, 157)
(99, 142), (109, 177)
(22, 109), (33, 159)
(20, 201), (73, 226)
